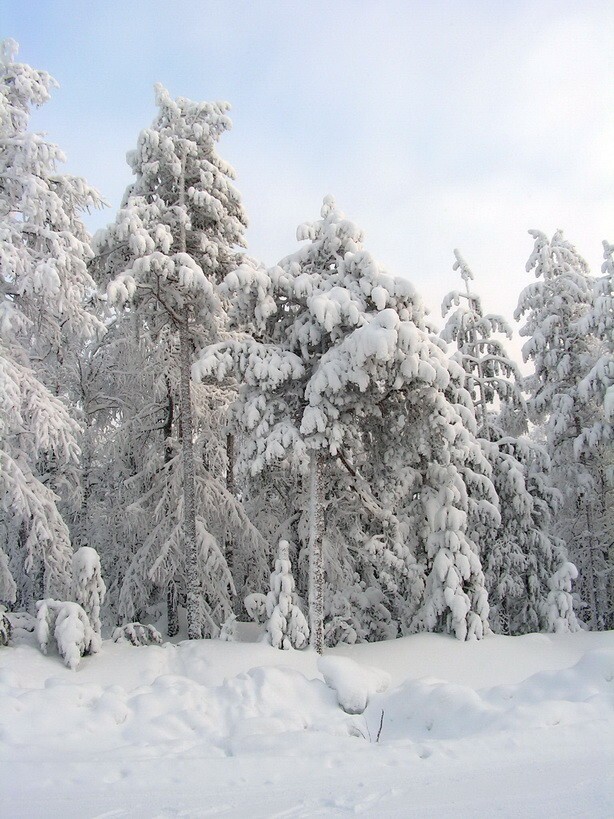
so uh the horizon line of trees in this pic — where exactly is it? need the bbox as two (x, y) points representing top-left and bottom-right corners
(1, 40), (612, 652)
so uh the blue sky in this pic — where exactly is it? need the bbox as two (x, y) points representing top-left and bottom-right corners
(4, 0), (613, 347)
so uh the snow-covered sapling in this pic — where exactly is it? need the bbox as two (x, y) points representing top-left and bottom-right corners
(0, 607), (12, 647)
(265, 540), (310, 650)
(219, 613), (237, 641)
(244, 592), (267, 624)
(112, 622), (163, 646)
(36, 599), (100, 670)
(71, 547), (106, 638)
(546, 562), (580, 634)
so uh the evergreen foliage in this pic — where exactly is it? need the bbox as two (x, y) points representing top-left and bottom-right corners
(1, 41), (607, 646)
(515, 230), (611, 629)
(0, 40), (102, 607)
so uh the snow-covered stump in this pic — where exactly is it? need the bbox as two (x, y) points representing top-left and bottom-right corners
(71, 547), (106, 640)
(265, 540), (309, 650)
(308, 452), (325, 654)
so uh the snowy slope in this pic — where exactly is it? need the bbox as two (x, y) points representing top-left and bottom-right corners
(1, 627), (613, 818)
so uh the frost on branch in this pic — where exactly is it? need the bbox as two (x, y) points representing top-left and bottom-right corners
(265, 540), (309, 650)
(36, 599), (100, 670)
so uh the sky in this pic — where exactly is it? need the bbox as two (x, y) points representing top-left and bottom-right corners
(3, 0), (613, 358)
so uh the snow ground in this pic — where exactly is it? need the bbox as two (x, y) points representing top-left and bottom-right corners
(1, 626), (612, 818)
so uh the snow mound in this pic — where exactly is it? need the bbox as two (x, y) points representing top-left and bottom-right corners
(318, 655), (390, 714)
(1, 631), (613, 818)
(367, 647), (614, 743)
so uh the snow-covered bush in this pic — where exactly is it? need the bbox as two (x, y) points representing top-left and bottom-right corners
(325, 585), (398, 646)
(244, 592), (267, 624)
(547, 562), (580, 634)
(112, 622), (163, 646)
(265, 540), (310, 650)
(36, 599), (100, 670)
(219, 613), (237, 641)
(0, 607), (12, 646)
(72, 547), (106, 638)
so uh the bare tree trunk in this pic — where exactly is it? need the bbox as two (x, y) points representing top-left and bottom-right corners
(163, 383), (179, 637)
(308, 450), (325, 653)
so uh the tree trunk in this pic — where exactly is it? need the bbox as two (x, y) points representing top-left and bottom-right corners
(167, 581), (179, 637)
(308, 450), (325, 653)
(179, 318), (201, 640)
(176, 147), (201, 640)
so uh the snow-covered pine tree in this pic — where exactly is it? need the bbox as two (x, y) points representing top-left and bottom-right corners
(0, 40), (103, 607)
(515, 230), (609, 628)
(93, 85), (267, 638)
(265, 540), (309, 650)
(195, 197), (498, 646)
(441, 251), (569, 634)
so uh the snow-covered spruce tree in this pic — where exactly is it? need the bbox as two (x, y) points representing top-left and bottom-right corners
(441, 251), (569, 634)
(441, 250), (526, 438)
(265, 540), (309, 650)
(95, 85), (267, 638)
(195, 197), (498, 648)
(546, 561), (580, 633)
(577, 240), (614, 627)
(71, 546), (105, 639)
(0, 40), (103, 607)
(515, 230), (609, 628)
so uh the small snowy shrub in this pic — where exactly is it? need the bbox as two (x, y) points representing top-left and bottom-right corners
(265, 540), (310, 650)
(219, 613), (237, 641)
(0, 608), (12, 646)
(72, 547), (106, 638)
(112, 622), (163, 646)
(547, 562), (580, 633)
(244, 592), (267, 624)
(36, 599), (100, 670)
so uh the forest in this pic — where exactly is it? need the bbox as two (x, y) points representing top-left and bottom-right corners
(1, 38), (612, 664)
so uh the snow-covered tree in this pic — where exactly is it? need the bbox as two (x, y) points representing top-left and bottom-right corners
(515, 230), (609, 628)
(196, 197), (498, 646)
(0, 40), (103, 607)
(265, 540), (309, 650)
(93, 85), (267, 638)
(546, 562), (580, 633)
(71, 546), (105, 638)
(441, 250), (525, 438)
(442, 251), (568, 634)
